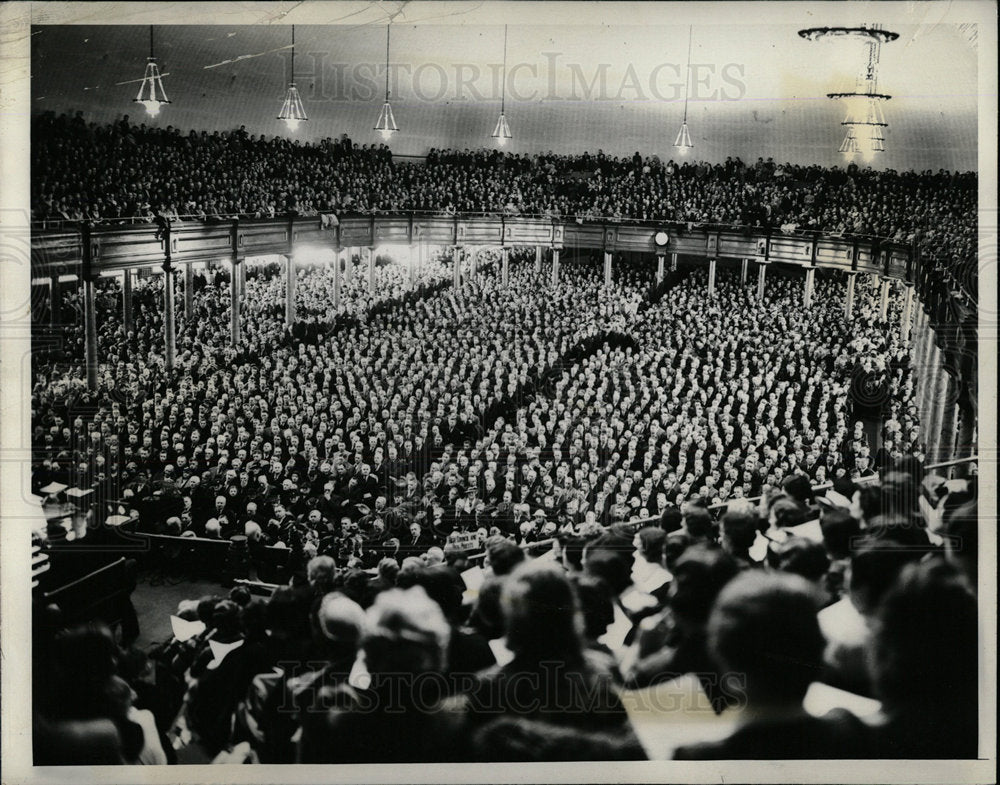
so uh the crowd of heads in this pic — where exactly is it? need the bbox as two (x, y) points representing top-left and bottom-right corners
(30, 112), (979, 765)
(34, 245), (925, 568)
(33, 114), (976, 270)
(35, 457), (978, 763)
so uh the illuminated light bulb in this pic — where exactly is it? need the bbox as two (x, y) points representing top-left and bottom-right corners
(374, 100), (399, 141)
(491, 111), (512, 146)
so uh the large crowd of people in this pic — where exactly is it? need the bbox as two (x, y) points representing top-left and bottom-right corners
(29, 112), (980, 766)
(32, 252), (917, 550)
(32, 114), (976, 259)
(34, 458), (978, 763)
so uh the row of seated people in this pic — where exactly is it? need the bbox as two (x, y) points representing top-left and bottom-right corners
(34, 250), (454, 368)
(30, 253), (647, 513)
(32, 258), (919, 571)
(32, 456), (979, 763)
(31, 113), (975, 295)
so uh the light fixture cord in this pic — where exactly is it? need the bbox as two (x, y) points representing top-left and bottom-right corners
(149, 25), (154, 59)
(385, 25), (391, 101)
(682, 25), (693, 123)
(501, 25), (508, 114)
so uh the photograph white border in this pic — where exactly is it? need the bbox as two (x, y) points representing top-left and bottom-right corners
(2, 2), (996, 783)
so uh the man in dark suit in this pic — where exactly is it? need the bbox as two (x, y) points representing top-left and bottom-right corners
(673, 571), (872, 760)
(349, 463), (380, 508)
(405, 522), (433, 554)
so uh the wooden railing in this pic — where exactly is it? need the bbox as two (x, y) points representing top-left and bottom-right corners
(31, 212), (916, 283)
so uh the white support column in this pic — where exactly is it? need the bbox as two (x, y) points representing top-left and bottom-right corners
(656, 253), (665, 285)
(956, 402), (976, 467)
(844, 272), (857, 319)
(230, 259), (242, 347)
(603, 251), (613, 289)
(900, 284), (914, 345)
(707, 258), (717, 296)
(922, 341), (942, 453)
(332, 248), (342, 309)
(930, 356), (949, 461)
(501, 247), (510, 286)
(470, 248), (479, 282)
(551, 248), (561, 286)
(163, 265), (176, 372)
(535, 245), (543, 275)
(366, 246), (376, 294)
(284, 254), (296, 327)
(409, 244), (417, 288)
(83, 274), (98, 389)
(879, 277), (891, 321)
(48, 274), (61, 327)
(740, 258), (749, 284)
(756, 261), (767, 300)
(938, 374), (959, 464)
(122, 269), (133, 335)
(184, 262), (194, 320)
(916, 318), (935, 426)
(803, 266), (816, 308)
(343, 249), (353, 285)
(453, 247), (463, 288)
(670, 252), (678, 272)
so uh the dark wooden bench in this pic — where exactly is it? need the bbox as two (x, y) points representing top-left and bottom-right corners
(42, 556), (138, 634)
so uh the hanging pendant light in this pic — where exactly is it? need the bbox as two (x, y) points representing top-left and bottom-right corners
(491, 25), (513, 146)
(133, 25), (170, 118)
(374, 25), (399, 141)
(277, 25), (308, 133)
(673, 25), (694, 154)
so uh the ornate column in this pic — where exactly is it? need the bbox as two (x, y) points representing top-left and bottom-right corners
(603, 250), (613, 288)
(551, 247), (560, 286)
(501, 247), (510, 286)
(707, 258), (717, 296)
(756, 261), (767, 300)
(535, 245), (543, 275)
(740, 258), (749, 285)
(453, 246), (463, 289)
